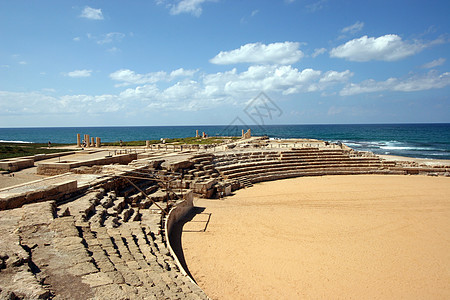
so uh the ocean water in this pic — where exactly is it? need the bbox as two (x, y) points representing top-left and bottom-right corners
(0, 124), (449, 160)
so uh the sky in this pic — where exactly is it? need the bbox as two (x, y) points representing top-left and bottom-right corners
(0, 0), (449, 127)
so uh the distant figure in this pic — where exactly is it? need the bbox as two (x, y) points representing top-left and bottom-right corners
(337, 141), (343, 148)
(48, 141), (52, 147)
(119, 140), (123, 147)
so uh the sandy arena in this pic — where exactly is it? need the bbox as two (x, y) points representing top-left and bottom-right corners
(181, 175), (450, 299)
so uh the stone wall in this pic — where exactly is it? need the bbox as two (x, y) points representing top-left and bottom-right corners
(0, 179), (78, 210)
(37, 153), (138, 175)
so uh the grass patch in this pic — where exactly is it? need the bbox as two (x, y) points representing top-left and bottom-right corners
(102, 136), (240, 146)
(102, 140), (149, 147)
(0, 143), (72, 160)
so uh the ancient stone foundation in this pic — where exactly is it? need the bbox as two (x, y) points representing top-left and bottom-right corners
(1, 138), (449, 299)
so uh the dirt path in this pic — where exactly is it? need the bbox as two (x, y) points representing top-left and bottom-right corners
(181, 175), (450, 299)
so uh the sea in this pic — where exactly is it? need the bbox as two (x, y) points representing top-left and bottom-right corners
(0, 123), (449, 160)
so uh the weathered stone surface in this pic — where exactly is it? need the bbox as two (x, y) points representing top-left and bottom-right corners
(82, 272), (114, 288)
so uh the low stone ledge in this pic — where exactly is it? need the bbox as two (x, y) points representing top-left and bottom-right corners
(0, 180), (77, 210)
(0, 158), (34, 172)
(37, 153), (138, 175)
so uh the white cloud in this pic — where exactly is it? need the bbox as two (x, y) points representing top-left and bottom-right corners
(421, 58), (446, 69)
(80, 6), (104, 20)
(107, 47), (121, 53)
(158, 0), (216, 17)
(306, 0), (327, 12)
(65, 69), (92, 78)
(340, 71), (450, 96)
(97, 32), (125, 45)
(8, 65), (449, 120)
(170, 68), (199, 77)
(341, 21), (364, 35)
(109, 68), (198, 87)
(210, 42), (304, 65)
(311, 47), (326, 58)
(330, 34), (444, 62)
(251, 10), (259, 17)
(73, 37), (81, 42)
(19, 61), (27, 65)
(114, 65), (352, 111)
(319, 70), (353, 83)
(0, 91), (123, 117)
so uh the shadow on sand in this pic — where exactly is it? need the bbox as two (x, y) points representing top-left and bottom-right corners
(169, 206), (211, 282)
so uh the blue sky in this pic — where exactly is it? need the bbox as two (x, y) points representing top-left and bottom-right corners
(0, 0), (449, 127)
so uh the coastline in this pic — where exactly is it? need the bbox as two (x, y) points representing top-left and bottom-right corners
(378, 154), (450, 166)
(1, 123), (449, 160)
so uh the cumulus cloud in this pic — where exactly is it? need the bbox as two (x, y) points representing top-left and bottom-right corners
(210, 42), (304, 65)
(113, 65), (353, 111)
(341, 21), (364, 35)
(330, 34), (444, 62)
(340, 71), (450, 96)
(5, 65), (449, 120)
(0, 91), (122, 117)
(65, 69), (92, 78)
(421, 58), (446, 69)
(80, 6), (104, 20)
(109, 68), (198, 87)
(319, 70), (353, 83)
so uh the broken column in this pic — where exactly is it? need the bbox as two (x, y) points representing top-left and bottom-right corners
(85, 134), (90, 147)
(196, 130), (199, 137)
(146, 140), (150, 148)
(96, 137), (101, 148)
(91, 137), (95, 147)
(77, 134), (81, 147)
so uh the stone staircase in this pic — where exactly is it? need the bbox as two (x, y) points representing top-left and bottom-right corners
(0, 185), (208, 299)
(238, 177), (253, 188)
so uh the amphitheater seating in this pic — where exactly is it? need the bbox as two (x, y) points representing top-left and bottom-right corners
(212, 148), (400, 185)
(0, 189), (208, 299)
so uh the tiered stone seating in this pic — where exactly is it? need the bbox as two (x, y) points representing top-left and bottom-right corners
(0, 186), (208, 299)
(214, 148), (401, 185)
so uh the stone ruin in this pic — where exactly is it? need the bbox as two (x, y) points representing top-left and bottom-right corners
(1, 138), (449, 299)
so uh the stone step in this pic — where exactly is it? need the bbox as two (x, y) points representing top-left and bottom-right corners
(225, 163), (385, 179)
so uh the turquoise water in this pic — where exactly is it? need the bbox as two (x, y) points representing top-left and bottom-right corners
(0, 124), (449, 160)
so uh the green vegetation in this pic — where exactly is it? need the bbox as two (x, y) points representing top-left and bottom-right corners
(0, 143), (72, 160)
(102, 140), (148, 147)
(103, 136), (240, 147)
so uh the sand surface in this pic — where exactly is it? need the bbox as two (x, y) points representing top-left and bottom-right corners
(181, 175), (450, 299)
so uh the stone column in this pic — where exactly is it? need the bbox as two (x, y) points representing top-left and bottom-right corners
(91, 137), (95, 147)
(85, 134), (90, 147)
(196, 130), (199, 137)
(202, 132), (206, 138)
(242, 129), (244, 138)
(96, 137), (101, 148)
(77, 134), (81, 147)
(146, 140), (150, 148)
